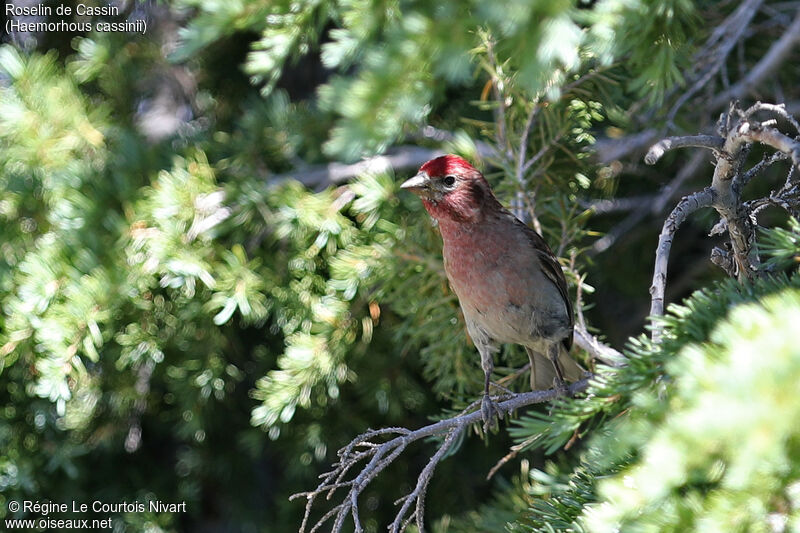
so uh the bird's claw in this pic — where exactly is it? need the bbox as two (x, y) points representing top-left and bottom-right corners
(547, 378), (570, 416)
(552, 377), (569, 397)
(480, 394), (503, 432)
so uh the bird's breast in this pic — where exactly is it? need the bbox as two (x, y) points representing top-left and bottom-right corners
(441, 223), (530, 339)
(438, 217), (568, 345)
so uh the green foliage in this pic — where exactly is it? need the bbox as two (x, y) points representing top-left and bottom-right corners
(586, 288), (800, 532)
(761, 217), (800, 271)
(3, 0), (799, 531)
(0, 40), (434, 529)
(588, 0), (698, 103)
(508, 253), (800, 532)
(249, 172), (403, 431)
(173, 0), (700, 160)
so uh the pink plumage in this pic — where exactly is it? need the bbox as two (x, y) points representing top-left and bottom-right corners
(401, 155), (583, 428)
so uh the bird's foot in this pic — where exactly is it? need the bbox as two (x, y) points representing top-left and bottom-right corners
(552, 377), (569, 397)
(480, 394), (503, 432)
(548, 378), (569, 416)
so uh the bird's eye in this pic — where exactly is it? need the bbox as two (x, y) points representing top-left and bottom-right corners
(443, 175), (456, 187)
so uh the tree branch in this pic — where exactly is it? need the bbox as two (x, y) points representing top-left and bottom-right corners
(591, 150), (708, 254)
(644, 135), (725, 165)
(574, 324), (625, 366)
(711, 7), (800, 109)
(736, 120), (800, 169)
(666, 0), (764, 123)
(745, 101), (800, 136)
(271, 146), (446, 189)
(270, 142), (495, 190)
(649, 188), (715, 340)
(292, 378), (591, 533)
(646, 102), (800, 341)
(580, 194), (660, 215)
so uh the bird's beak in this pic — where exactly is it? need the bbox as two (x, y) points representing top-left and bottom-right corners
(400, 173), (432, 197)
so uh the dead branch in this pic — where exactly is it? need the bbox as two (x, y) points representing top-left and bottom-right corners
(649, 189), (715, 334)
(593, 129), (659, 165)
(574, 325), (625, 366)
(292, 378), (591, 533)
(709, 111), (759, 281)
(745, 101), (800, 135)
(711, 8), (800, 109)
(666, 0), (764, 123)
(736, 120), (800, 168)
(580, 195), (659, 215)
(737, 150), (790, 192)
(271, 146), (445, 190)
(644, 135), (725, 165)
(270, 141), (495, 190)
(591, 151), (708, 254)
(646, 102), (800, 340)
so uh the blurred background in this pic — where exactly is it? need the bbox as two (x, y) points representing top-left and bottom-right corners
(2, 0), (800, 531)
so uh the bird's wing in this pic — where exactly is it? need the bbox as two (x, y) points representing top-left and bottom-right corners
(515, 219), (574, 350)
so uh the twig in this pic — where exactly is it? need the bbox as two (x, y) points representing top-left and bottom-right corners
(591, 151), (708, 254)
(736, 120), (800, 168)
(513, 103), (541, 222)
(580, 195), (660, 215)
(517, 104), (540, 182)
(271, 146), (445, 189)
(745, 101), (800, 135)
(496, 362), (532, 387)
(292, 378), (591, 533)
(711, 7), (800, 109)
(649, 188), (715, 340)
(573, 323), (625, 366)
(593, 129), (660, 165)
(666, 0), (764, 124)
(737, 150), (790, 192)
(391, 426), (463, 532)
(644, 135), (725, 165)
(486, 438), (532, 481)
(270, 143), (495, 190)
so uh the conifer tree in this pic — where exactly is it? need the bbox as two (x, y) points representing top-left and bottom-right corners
(1, 1), (800, 531)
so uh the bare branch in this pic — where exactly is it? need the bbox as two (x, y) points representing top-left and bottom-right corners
(667, 0), (764, 123)
(513, 103), (541, 222)
(593, 129), (660, 165)
(711, 8), (800, 109)
(517, 104), (540, 180)
(591, 151), (708, 254)
(744, 102), (800, 135)
(486, 438), (531, 480)
(649, 188), (715, 340)
(391, 426), (463, 532)
(708, 117), (760, 281)
(736, 120), (800, 168)
(574, 324), (625, 366)
(737, 150), (790, 192)
(293, 379), (591, 533)
(646, 104), (800, 335)
(271, 135), (495, 190)
(271, 146), (446, 190)
(644, 135), (725, 165)
(710, 244), (737, 277)
(580, 195), (660, 215)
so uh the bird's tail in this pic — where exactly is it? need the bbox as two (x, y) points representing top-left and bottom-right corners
(525, 344), (584, 391)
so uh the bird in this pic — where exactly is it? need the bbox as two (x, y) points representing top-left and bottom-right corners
(400, 154), (583, 429)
